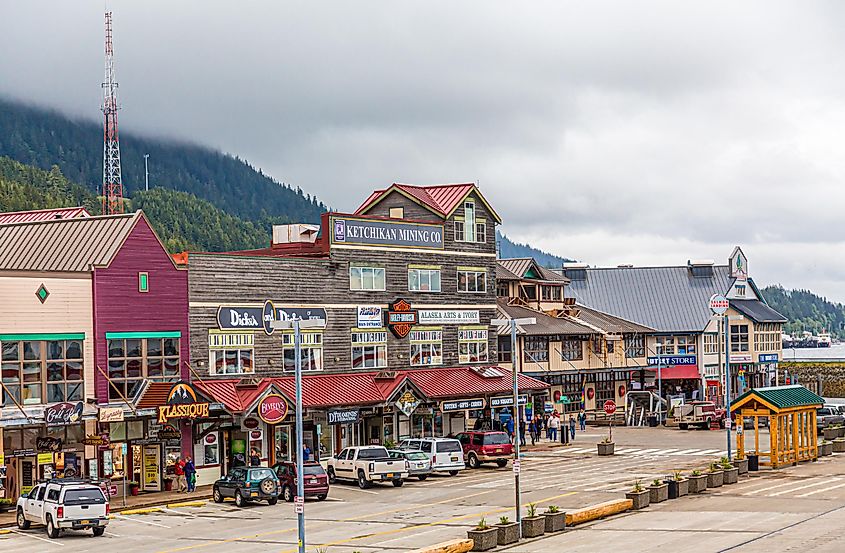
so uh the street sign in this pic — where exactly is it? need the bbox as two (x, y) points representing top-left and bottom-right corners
(725, 418), (732, 430)
(294, 496), (304, 514)
(513, 460), (520, 474)
(603, 400), (617, 416)
(709, 294), (729, 315)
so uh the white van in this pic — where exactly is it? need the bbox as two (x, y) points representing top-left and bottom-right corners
(399, 437), (465, 475)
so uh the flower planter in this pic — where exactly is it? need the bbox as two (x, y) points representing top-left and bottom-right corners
(823, 427), (840, 441)
(723, 467), (738, 484)
(666, 479), (689, 499)
(468, 527), (499, 551)
(820, 442), (834, 456)
(707, 470), (724, 488)
(833, 438), (845, 453)
(522, 516), (546, 538)
(626, 489), (650, 510)
(648, 483), (668, 503)
(688, 474), (708, 493)
(544, 511), (566, 533)
(495, 522), (520, 546)
(597, 442), (615, 456)
(735, 458), (749, 475)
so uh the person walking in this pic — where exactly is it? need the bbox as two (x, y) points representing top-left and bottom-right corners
(184, 456), (196, 493)
(528, 417), (537, 445)
(249, 448), (261, 466)
(174, 457), (187, 493)
(505, 416), (515, 442)
(569, 415), (577, 441)
(302, 443), (312, 462)
(518, 417), (526, 447)
(543, 414), (550, 440)
(579, 409), (587, 432)
(548, 412), (559, 442)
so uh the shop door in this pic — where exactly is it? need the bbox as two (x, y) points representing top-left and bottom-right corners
(142, 444), (162, 492)
(19, 458), (36, 497)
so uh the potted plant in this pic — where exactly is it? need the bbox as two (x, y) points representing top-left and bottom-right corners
(823, 426), (839, 441)
(820, 440), (834, 456)
(833, 437), (845, 453)
(597, 436), (615, 456)
(707, 462), (724, 488)
(521, 503), (546, 538)
(735, 455), (749, 475)
(626, 479), (650, 510)
(128, 481), (141, 496)
(720, 457), (739, 484)
(688, 469), (708, 493)
(665, 470), (688, 499)
(0, 498), (12, 513)
(648, 478), (668, 503)
(495, 516), (520, 546)
(543, 505), (566, 533)
(467, 517), (498, 551)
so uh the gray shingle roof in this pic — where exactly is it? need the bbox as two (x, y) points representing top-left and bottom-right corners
(575, 305), (653, 334)
(497, 258), (567, 282)
(496, 300), (596, 336)
(565, 265), (733, 333)
(730, 300), (787, 323)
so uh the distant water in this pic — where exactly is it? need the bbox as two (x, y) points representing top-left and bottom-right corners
(785, 343), (845, 361)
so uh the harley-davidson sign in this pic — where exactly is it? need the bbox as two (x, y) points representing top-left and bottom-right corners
(386, 299), (418, 339)
(157, 381), (210, 424)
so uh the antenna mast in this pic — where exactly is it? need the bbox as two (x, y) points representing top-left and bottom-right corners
(102, 11), (124, 215)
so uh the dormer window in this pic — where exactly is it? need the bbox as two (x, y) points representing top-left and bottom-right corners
(463, 200), (475, 242)
(454, 199), (486, 243)
(736, 284), (746, 297)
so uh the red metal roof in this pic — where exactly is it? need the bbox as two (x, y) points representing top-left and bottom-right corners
(396, 367), (548, 399)
(356, 183), (501, 222)
(0, 207), (90, 225)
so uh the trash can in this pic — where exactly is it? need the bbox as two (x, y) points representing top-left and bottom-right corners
(647, 415), (659, 427)
(748, 453), (759, 471)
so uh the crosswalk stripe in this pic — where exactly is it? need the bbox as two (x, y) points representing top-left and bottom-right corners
(796, 481), (845, 498)
(652, 449), (680, 455)
(745, 479), (812, 495)
(767, 478), (839, 497)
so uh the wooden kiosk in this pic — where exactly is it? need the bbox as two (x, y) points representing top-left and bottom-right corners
(732, 385), (823, 469)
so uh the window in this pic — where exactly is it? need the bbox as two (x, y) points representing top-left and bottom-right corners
(47, 489), (60, 502)
(497, 335), (512, 363)
(463, 201), (476, 242)
(454, 220), (464, 242)
(703, 333), (719, 354)
(735, 284), (746, 297)
(1, 339), (84, 406)
(410, 329), (442, 366)
(655, 336), (675, 355)
(108, 338), (180, 401)
(351, 331), (387, 369)
(754, 323), (780, 352)
(282, 332), (323, 371)
(1, 341), (42, 405)
(624, 335), (645, 358)
(458, 328), (488, 363)
(496, 281), (509, 297)
(458, 269), (486, 293)
(592, 336), (604, 355)
(389, 207), (404, 219)
(350, 266), (385, 291)
(676, 336), (696, 354)
(562, 337), (583, 361)
(408, 268), (441, 292)
(476, 221), (486, 243)
(46, 340), (84, 403)
(138, 272), (149, 293)
(594, 372), (614, 403)
(524, 336), (549, 363)
(209, 332), (254, 375)
(731, 325), (749, 352)
(541, 286), (562, 301)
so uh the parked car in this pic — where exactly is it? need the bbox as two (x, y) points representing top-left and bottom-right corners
(816, 407), (844, 430)
(326, 446), (409, 489)
(16, 479), (109, 538)
(388, 449), (432, 480)
(456, 431), (512, 468)
(273, 461), (329, 501)
(212, 466), (280, 507)
(399, 437), (465, 476)
(673, 401), (726, 430)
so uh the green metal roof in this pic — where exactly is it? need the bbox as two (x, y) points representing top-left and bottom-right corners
(731, 385), (824, 412)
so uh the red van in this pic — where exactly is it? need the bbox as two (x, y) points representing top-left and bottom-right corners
(456, 431), (512, 468)
(273, 461), (329, 501)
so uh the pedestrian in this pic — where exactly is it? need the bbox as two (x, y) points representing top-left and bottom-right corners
(249, 448), (261, 466)
(543, 414), (550, 440)
(569, 415), (576, 441)
(302, 443), (312, 462)
(560, 415), (569, 445)
(518, 418), (526, 447)
(536, 415), (545, 442)
(184, 456), (196, 493)
(548, 412), (559, 442)
(505, 416), (515, 442)
(528, 418), (537, 445)
(174, 457), (187, 493)
(579, 409), (587, 432)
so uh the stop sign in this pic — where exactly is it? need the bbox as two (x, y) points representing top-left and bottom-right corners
(603, 400), (617, 415)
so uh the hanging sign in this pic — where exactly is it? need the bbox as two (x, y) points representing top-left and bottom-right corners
(330, 215), (444, 249)
(44, 402), (83, 426)
(157, 425), (181, 440)
(242, 417), (261, 430)
(204, 433), (218, 445)
(157, 381), (210, 424)
(257, 393), (289, 425)
(418, 310), (480, 325)
(98, 407), (124, 423)
(396, 390), (421, 416)
(759, 354), (779, 363)
(328, 408), (362, 425)
(357, 306), (383, 329)
(36, 437), (62, 452)
(440, 398), (485, 412)
(490, 395), (528, 408)
(709, 294), (729, 315)
(386, 299), (418, 339)
(82, 434), (110, 446)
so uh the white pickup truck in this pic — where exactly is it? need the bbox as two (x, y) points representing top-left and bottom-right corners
(16, 480), (109, 538)
(326, 445), (409, 489)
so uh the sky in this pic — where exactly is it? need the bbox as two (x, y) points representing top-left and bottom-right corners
(2, 1), (844, 300)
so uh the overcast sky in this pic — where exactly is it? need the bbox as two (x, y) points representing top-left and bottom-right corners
(2, 1), (844, 301)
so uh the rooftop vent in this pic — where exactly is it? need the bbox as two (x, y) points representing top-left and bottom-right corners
(375, 371), (398, 380)
(617, 264), (634, 268)
(688, 259), (714, 278)
(471, 366), (504, 379)
(235, 377), (262, 389)
(562, 263), (588, 281)
(272, 224), (319, 245)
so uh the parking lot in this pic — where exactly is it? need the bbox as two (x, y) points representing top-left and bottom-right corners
(0, 426), (799, 553)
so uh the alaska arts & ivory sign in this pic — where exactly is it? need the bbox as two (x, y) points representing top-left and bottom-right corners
(418, 310), (480, 325)
(331, 216), (444, 249)
(157, 381), (210, 424)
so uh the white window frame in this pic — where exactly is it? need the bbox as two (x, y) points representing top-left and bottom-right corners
(350, 266), (386, 291)
(463, 200), (476, 243)
(282, 332), (324, 371)
(409, 329), (443, 366)
(457, 269), (486, 293)
(351, 330), (388, 369)
(458, 328), (488, 364)
(208, 332), (255, 375)
(408, 267), (441, 292)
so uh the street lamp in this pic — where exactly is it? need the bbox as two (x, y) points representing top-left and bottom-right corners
(143, 154), (150, 191)
(271, 317), (326, 553)
(725, 314), (744, 462)
(492, 316), (535, 537)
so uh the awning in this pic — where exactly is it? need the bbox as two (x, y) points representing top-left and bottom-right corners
(646, 365), (701, 380)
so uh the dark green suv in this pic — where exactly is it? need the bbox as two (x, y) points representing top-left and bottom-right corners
(213, 467), (280, 507)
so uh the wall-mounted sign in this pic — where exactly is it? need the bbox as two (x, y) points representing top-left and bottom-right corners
(730, 354), (753, 363)
(82, 434), (110, 447)
(331, 215), (444, 249)
(11, 449), (36, 458)
(440, 398), (485, 412)
(98, 407), (124, 423)
(204, 433), (218, 445)
(217, 306), (263, 330)
(261, 300), (328, 335)
(357, 306), (383, 329)
(730, 246), (748, 281)
(36, 437), (62, 452)
(249, 430), (263, 441)
(37, 452), (54, 465)
(157, 381), (210, 424)
(396, 390), (421, 416)
(386, 299), (418, 339)
(490, 395), (528, 408)
(257, 393), (288, 425)
(242, 417), (261, 430)
(709, 294), (729, 316)
(328, 408), (361, 425)
(418, 310), (480, 325)
(759, 354), (779, 363)
(44, 402), (83, 426)
(647, 355), (697, 366)
(157, 425), (181, 440)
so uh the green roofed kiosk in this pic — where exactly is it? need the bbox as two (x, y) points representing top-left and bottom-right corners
(731, 385), (824, 469)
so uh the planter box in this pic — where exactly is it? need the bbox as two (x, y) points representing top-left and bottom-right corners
(707, 470), (724, 488)
(833, 438), (845, 453)
(597, 442), (615, 456)
(625, 490), (650, 510)
(666, 479), (689, 499)
(820, 442), (834, 456)
(823, 427), (841, 441)
(468, 528), (499, 551)
(496, 522), (520, 545)
(648, 483), (669, 503)
(735, 458), (749, 474)
(522, 516), (546, 538)
(544, 511), (566, 533)
(689, 474), (708, 493)
(723, 467), (739, 484)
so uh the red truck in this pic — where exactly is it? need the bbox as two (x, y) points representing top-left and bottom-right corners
(674, 401), (726, 430)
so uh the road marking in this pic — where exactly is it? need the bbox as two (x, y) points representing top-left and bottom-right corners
(106, 531), (123, 537)
(376, 527), (442, 546)
(114, 514), (172, 528)
(674, 449), (704, 455)
(10, 529), (65, 546)
(336, 486), (379, 495)
(767, 478), (840, 497)
(796, 481), (845, 498)
(745, 480), (815, 495)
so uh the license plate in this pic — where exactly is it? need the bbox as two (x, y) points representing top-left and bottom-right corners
(496, 448), (503, 453)
(451, 456), (458, 462)
(251, 492), (258, 497)
(386, 473), (394, 478)
(309, 479), (317, 484)
(80, 520), (90, 525)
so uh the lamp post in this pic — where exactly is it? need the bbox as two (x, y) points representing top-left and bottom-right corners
(271, 317), (326, 553)
(725, 314), (744, 462)
(492, 316), (535, 536)
(143, 153), (150, 191)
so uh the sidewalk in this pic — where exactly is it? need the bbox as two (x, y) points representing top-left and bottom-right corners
(0, 484), (212, 528)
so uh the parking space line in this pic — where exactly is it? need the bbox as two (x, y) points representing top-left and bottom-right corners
(114, 514), (172, 528)
(10, 529), (65, 546)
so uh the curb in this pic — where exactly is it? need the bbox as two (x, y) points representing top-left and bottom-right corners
(167, 500), (208, 509)
(118, 507), (163, 515)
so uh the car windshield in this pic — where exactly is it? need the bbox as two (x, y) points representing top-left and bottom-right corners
(63, 488), (106, 505)
(483, 433), (510, 445)
(406, 452), (428, 461)
(303, 465), (325, 476)
(250, 468), (276, 480)
(819, 408), (832, 415)
(436, 441), (462, 453)
(358, 447), (389, 459)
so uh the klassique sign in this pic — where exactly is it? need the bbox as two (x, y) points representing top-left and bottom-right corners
(327, 408), (361, 425)
(157, 381), (210, 424)
(331, 216), (444, 249)
(418, 310), (480, 325)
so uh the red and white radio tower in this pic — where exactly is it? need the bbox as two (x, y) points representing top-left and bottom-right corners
(101, 11), (124, 215)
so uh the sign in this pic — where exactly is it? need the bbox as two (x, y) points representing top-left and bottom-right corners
(12, 449), (36, 458)
(545, 402), (554, 413)
(512, 460), (520, 474)
(44, 401), (83, 426)
(725, 418), (732, 430)
(98, 407), (124, 423)
(709, 294), (729, 315)
(36, 437), (62, 452)
(217, 306), (263, 330)
(730, 247), (748, 281)
(158, 425), (181, 440)
(759, 354), (779, 363)
(730, 354), (752, 363)
(386, 299), (418, 339)
(242, 417), (261, 430)
(204, 433), (218, 445)
(249, 430), (263, 441)
(82, 434), (110, 447)
(328, 408), (362, 425)
(647, 355), (697, 366)
(37, 452), (54, 465)
(603, 400), (617, 416)
(490, 395), (528, 408)
(356, 306), (383, 329)
(261, 300), (328, 335)
(417, 310), (480, 325)
(396, 390), (421, 417)
(158, 381), (210, 424)
(440, 398), (485, 412)
(143, 445), (161, 492)
(736, 424), (743, 435)
(330, 215), (444, 249)
(257, 394), (289, 425)
(294, 495), (305, 514)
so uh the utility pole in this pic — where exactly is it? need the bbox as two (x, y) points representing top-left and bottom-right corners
(144, 154), (150, 191)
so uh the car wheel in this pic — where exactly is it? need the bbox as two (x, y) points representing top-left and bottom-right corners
(92, 527), (105, 537)
(679, 423), (688, 430)
(213, 487), (224, 503)
(418, 475), (428, 481)
(235, 490), (247, 507)
(496, 459), (508, 468)
(283, 485), (294, 502)
(719, 419), (726, 429)
(46, 515), (60, 539)
(449, 470), (459, 477)
(268, 498), (278, 506)
(317, 494), (327, 501)
(358, 471), (372, 489)
(468, 453), (480, 469)
(16, 508), (30, 530)
(328, 468), (337, 484)
(392, 479), (404, 487)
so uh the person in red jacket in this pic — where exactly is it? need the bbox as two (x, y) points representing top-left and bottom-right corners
(174, 457), (187, 493)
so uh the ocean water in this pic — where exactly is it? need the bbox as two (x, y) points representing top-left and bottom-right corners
(784, 343), (845, 361)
